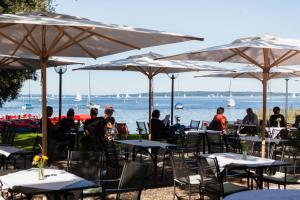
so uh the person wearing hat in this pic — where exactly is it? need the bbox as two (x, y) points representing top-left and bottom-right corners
(104, 105), (115, 126)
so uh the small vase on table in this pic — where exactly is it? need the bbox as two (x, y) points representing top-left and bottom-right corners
(38, 165), (45, 180)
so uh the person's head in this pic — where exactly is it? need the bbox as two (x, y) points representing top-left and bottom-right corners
(246, 108), (254, 115)
(90, 108), (98, 119)
(46, 106), (53, 118)
(216, 107), (224, 114)
(273, 106), (281, 114)
(152, 109), (160, 118)
(104, 105), (114, 117)
(67, 108), (75, 119)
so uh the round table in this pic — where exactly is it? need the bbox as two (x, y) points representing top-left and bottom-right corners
(224, 189), (300, 200)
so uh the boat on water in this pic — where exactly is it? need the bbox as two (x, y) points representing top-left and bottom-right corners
(183, 94), (186, 98)
(175, 102), (184, 109)
(48, 94), (55, 100)
(116, 93), (120, 99)
(138, 94), (142, 98)
(21, 81), (34, 110)
(21, 103), (34, 110)
(86, 72), (100, 110)
(74, 93), (82, 102)
(125, 93), (130, 98)
(227, 80), (236, 107)
(292, 92), (297, 98)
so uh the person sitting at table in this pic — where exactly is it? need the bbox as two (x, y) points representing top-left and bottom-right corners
(82, 107), (106, 150)
(151, 109), (171, 141)
(57, 108), (76, 150)
(209, 107), (228, 132)
(240, 108), (259, 135)
(104, 105), (115, 125)
(269, 106), (286, 127)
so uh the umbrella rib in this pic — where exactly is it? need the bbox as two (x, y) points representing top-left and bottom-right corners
(0, 31), (37, 55)
(74, 26), (141, 50)
(231, 49), (263, 67)
(0, 23), (14, 29)
(0, 57), (11, 66)
(23, 24), (42, 55)
(271, 50), (300, 67)
(153, 67), (166, 77)
(268, 72), (280, 79)
(269, 50), (293, 67)
(47, 26), (65, 55)
(269, 49), (277, 64)
(219, 47), (250, 63)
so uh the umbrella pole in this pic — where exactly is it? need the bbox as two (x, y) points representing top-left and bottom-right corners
(285, 79), (289, 119)
(148, 77), (153, 140)
(261, 70), (269, 158)
(171, 74), (175, 125)
(41, 58), (48, 156)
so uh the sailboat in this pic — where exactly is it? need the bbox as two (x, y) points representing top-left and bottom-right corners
(116, 93), (120, 99)
(227, 80), (236, 107)
(21, 81), (34, 110)
(292, 92), (297, 98)
(183, 94), (187, 98)
(125, 93), (130, 98)
(48, 94), (55, 100)
(74, 92), (82, 102)
(138, 94), (142, 98)
(86, 72), (100, 109)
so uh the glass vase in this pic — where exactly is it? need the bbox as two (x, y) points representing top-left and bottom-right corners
(38, 166), (45, 180)
(242, 151), (247, 160)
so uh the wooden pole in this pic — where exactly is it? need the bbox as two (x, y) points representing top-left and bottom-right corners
(41, 58), (47, 156)
(261, 71), (268, 158)
(285, 79), (289, 119)
(148, 76), (153, 140)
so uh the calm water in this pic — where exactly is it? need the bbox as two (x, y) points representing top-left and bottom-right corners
(1, 94), (299, 133)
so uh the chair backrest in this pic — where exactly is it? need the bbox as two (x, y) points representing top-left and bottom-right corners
(207, 120), (222, 131)
(67, 151), (103, 180)
(201, 121), (210, 130)
(190, 120), (201, 130)
(118, 161), (149, 200)
(182, 133), (203, 154)
(32, 135), (42, 154)
(136, 121), (148, 135)
(115, 123), (129, 139)
(224, 134), (241, 153)
(206, 130), (224, 153)
(169, 151), (197, 183)
(197, 156), (223, 195)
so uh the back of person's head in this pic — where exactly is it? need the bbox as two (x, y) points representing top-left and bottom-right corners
(152, 109), (160, 118)
(246, 108), (253, 114)
(90, 108), (98, 118)
(67, 108), (75, 118)
(273, 106), (280, 114)
(106, 116), (115, 125)
(104, 105), (114, 117)
(217, 107), (224, 114)
(47, 106), (53, 117)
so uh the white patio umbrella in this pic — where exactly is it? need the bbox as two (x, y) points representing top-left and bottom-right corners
(74, 52), (226, 139)
(0, 55), (82, 69)
(0, 12), (203, 154)
(159, 34), (300, 157)
(196, 65), (300, 118)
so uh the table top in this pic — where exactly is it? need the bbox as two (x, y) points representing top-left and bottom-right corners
(239, 136), (288, 144)
(114, 139), (176, 149)
(224, 189), (300, 200)
(0, 146), (24, 157)
(234, 124), (257, 127)
(202, 153), (290, 170)
(184, 130), (205, 135)
(0, 168), (97, 195)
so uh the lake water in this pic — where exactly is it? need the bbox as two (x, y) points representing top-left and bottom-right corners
(1, 94), (299, 133)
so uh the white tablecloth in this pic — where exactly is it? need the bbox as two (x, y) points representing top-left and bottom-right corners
(114, 139), (175, 149)
(239, 136), (283, 144)
(0, 146), (23, 157)
(185, 130), (205, 135)
(0, 168), (83, 191)
(224, 189), (300, 200)
(206, 153), (276, 171)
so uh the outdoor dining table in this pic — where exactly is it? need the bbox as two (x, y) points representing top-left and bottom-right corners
(0, 146), (29, 169)
(0, 168), (98, 199)
(201, 152), (290, 189)
(224, 189), (300, 200)
(114, 139), (176, 179)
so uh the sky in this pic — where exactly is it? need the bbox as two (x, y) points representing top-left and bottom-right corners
(20, 0), (300, 95)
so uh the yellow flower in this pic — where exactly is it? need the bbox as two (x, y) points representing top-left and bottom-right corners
(33, 155), (40, 162)
(42, 156), (48, 160)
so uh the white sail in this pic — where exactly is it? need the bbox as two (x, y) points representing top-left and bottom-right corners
(74, 93), (82, 101)
(227, 98), (236, 107)
(183, 94), (186, 98)
(292, 92), (296, 98)
(116, 93), (120, 98)
(138, 94), (142, 98)
(86, 72), (100, 109)
(125, 93), (130, 98)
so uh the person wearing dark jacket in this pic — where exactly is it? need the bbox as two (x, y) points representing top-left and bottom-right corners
(269, 106), (286, 127)
(57, 108), (76, 150)
(150, 109), (169, 141)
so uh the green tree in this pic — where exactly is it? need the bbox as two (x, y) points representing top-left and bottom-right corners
(0, 0), (54, 106)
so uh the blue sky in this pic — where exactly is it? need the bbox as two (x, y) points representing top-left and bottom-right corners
(21, 0), (300, 95)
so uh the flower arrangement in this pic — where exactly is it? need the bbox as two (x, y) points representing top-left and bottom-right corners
(32, 145), (48, 180)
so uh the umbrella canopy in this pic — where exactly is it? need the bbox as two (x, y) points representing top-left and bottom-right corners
(0, 12), (203, 154)
(159, 34), (300, 158)
(74, 52), (226, 138)
(0, 55), (82, 69)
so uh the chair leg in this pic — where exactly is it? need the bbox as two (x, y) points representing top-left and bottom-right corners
(173, 181), (176, 200)
(189, 184), (191, 200)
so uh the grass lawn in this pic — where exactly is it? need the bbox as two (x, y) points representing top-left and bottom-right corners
(13, 132), (143, 150)
(14, 132), (41, 151)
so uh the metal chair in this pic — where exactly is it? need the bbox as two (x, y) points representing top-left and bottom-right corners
(206, 130), (225, 153)
(136, 121), (148, 135)
(197, 156), (248, 199)
(101, 161), (149, 200)
(169, 151), (201, 200)
(189, 120), (201, 130)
